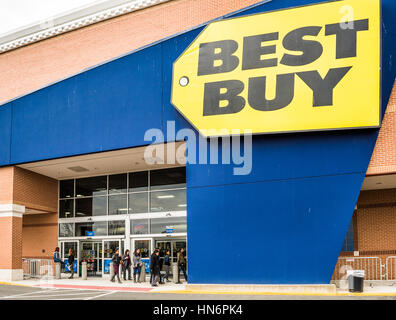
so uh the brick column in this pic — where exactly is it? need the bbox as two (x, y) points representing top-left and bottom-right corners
(0, 204), (25, 281)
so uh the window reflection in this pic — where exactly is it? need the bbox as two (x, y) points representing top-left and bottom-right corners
(150, 167), (186, 190)
(150, 217), (187, 234)
(131, 219), (149, 235)
(129, 171), (148, 192)
(129, 192), (149, 214)
(76, 176), (107, 197)
(75, 221), (107, 236)
(59, 199), (74, 218)
(59, 223), (74, 237)
(108, 220), (125, 235)
(109, 194), (128, 215)
(109, 174), (127, 194)
(150, 189), (186, 212)
(75, 197), (107, 217)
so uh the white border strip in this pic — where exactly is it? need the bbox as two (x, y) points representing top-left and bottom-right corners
(0, 0), (171, 54)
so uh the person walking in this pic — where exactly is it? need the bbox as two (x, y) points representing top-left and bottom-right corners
(150, 249), (161, 287)
(110, 248), (122, 284)
(164, 250), (171, 282)
(132, 249), (142, 283)
(177, 248), (187, 283)
(121, 249), (132, 281)
(68, 248), (75, 279)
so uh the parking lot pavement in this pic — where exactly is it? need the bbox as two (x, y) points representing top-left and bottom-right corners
(1, 284), (396, 300)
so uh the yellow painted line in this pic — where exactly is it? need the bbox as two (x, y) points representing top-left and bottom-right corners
(154, 289), (396, 297)
(0, 281), (32, 288)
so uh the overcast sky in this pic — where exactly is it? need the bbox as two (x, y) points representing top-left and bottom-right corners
(0, 0), (100, 36)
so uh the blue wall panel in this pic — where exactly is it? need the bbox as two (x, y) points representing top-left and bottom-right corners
(187, 173), (363, 284)
(10, 45), (164, 163)
(0, 0), (394, 284)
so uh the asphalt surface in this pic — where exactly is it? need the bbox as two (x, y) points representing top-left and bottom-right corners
(0, 284), (395, 300)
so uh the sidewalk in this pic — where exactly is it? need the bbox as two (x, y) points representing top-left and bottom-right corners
(0, 275), (186, 293)
(2, 276), (396, 297)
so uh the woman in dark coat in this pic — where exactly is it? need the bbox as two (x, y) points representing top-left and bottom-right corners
(121, 249), (132, 281)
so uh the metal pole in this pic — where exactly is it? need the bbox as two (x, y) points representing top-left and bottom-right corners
(82, 261), (87, 280)
(55, 262), (61, 279)
(140, 263), (146, 282)
(172, 263), (179, 284)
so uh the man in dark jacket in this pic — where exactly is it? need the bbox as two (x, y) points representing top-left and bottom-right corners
(150, 250), (161, 287)
(110, 248), (122, 284)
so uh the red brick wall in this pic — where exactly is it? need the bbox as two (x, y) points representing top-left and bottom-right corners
(0, 216), (22, 269)
(367, 81), (396, 175)
(0, 0), (263, 105)
(22, 213), (58, 259)
(13, 167), (58, 213)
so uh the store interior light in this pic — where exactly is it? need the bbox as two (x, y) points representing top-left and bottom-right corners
(157, 195), (175, 199)
(178, 204), (187, 207)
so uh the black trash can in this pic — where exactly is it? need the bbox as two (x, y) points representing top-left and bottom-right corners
(347, 270), (365, 292)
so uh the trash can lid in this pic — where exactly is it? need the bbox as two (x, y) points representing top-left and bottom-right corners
(347, 270), (365, 277)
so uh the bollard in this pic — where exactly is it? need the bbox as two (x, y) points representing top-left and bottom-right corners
(139, 263), (146, 283)
(172, 263), (179, 284)
(110, 262), (114, 280)
(55, 262), (61, 279)
(82, 262), (87, 280)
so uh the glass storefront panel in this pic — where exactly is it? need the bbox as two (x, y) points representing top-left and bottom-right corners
(109, 174), (127, 194)
(59, 199), (74, 218)
(129, 171), (148, 192)
(59, 223), (74, 237)
(75, 221), (107, 237)
(150, 216), (187, 234)
(108, 194), (128, 215)
(134, 240), (150, 258)
(150, 167), (186, 190)
(59, 179), (74, 198)
(131, 219), (149, 235)
(108, 220), (125, 236)
(150, 189), (186, 212)
(76, 176), (107, 197)
(75, 196), (107, 217)
(128, 192), (149, 214)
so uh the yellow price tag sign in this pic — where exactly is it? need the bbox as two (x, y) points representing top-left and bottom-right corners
(171, 0), (381, 137)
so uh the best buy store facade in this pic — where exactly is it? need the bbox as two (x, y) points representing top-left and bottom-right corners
(0, 0), (395, 284)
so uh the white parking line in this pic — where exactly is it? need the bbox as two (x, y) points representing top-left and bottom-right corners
(0, 289), (57, 299)
(4, 291), (107, 299)
(84, 291), (117, 300)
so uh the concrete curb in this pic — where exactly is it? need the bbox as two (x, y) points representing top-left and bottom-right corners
(185, 284), (337, 295)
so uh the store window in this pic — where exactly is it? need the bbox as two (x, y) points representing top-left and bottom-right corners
(109, 194), (128, 215)
(60, 179), (74, 198)
(129, 171), (148, 192)
(131, 219), (149, 235)
(150, 189), (186, 212)
(150, 216), (187, 234)
(129, 192), (149, 214)
(76, 176), (107, 197)
(150, 167), (186, 190)
(341, 219), (354, 252)
(59, 223), (74, 237)
(108, 220), (125, 236)
(59, 199), (74, 219)
(109, 174), (127, 194)
(75, 221), (107, 237)
(75, 196), (107, 217)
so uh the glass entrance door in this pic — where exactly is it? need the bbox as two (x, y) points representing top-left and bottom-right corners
(80, 241), (101, 276)
(60, 240), (79, 276)
(154, 239), (187, 273)
(102, 239), (124, 277)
